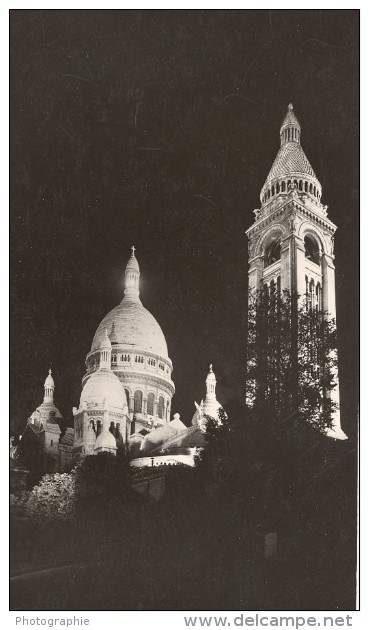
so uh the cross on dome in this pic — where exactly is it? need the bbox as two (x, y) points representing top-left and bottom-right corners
(131, 245), (136, 256)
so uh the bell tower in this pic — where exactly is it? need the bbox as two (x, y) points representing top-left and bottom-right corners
(246, 104), (346, 440)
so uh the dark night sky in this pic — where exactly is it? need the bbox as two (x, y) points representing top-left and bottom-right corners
(10, 10), (359, 437)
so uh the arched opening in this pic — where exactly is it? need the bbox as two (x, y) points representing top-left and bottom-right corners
(124, 389), (130, 408)
(309, 183), (313, 193)
(264, 238), (281, 268)
(299, 180), (303, 191)
(282, 181), (286, 192)
(277, 275), (281, 295)
(316, 282), (322, 312)
(304, 235), (320, 265)
(96, 420), (102, 437)
(271, 185), (275, 196)
(134, 390), (143, 413)
(158, 396), (165, 420)
(147, 392), (155, 416)
(304, 181), (308, 192)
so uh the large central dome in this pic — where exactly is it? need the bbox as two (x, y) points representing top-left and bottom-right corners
(91, 298), (168, 357)
(84, 247), (175, 433)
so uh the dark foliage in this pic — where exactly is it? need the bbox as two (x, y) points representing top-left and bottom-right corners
(11, 407), (356, 610)
(246, 289), (339, 432)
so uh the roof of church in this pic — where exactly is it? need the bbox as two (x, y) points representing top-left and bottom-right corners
(91, 299), (168, 358)
(43, 423), (61, 434)
(33, 401), (63, 422)
(262, 104), (321, 194)
(60, 427), (74, 446)
(264, 141), (317, 186)
(140, 417), (187, 453)
(160, 426), (207, 451)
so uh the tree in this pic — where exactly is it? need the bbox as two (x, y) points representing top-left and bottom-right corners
(26, 471), (76, 522)
(73, 451), (141, 524)
(246, 288), (339, 433)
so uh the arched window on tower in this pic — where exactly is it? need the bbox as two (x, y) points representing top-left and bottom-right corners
(264, 239), (281, 268)
(158, 396), (165, 420)
(134, 390), (143, 413)
(147, 392), (155, 416)
(304, 235), (320, 265)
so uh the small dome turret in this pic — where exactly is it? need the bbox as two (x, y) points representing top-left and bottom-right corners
(29, 368), (63, 425)
(80, 371), (127, 410)
(94, 428), (117, 453)
(192, 364), (224, 430)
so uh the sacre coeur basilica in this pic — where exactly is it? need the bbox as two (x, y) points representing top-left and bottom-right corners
(12, 103), (347, 486)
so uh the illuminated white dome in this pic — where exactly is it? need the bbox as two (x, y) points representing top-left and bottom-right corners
(80, 369), (127, 410)
(94, 429), (117, 451)
(91, 299), (168, 358)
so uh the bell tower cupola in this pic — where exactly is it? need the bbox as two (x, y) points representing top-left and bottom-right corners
(280, 103), (301, 145)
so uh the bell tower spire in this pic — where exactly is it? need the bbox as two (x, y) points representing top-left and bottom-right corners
(123, 246), (140, 300)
